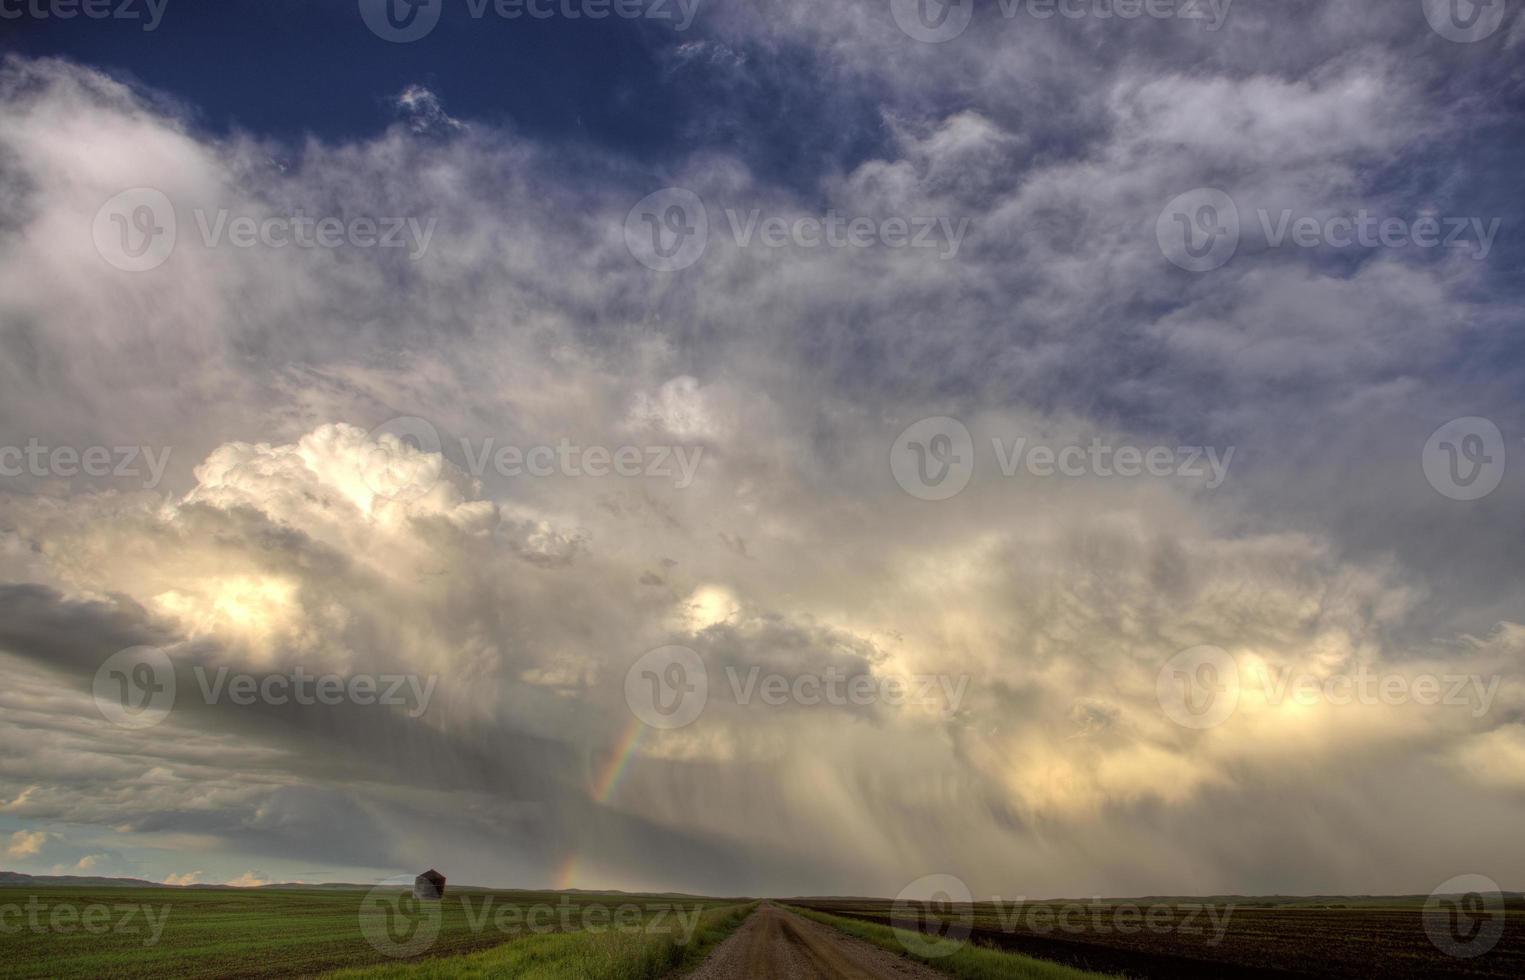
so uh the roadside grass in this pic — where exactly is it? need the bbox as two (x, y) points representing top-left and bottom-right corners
(788, 906), (1115, 980)
(325, 902), (756, 979)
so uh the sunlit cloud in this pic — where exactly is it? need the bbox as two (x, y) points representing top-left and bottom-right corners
(1, 0), (1523, 900)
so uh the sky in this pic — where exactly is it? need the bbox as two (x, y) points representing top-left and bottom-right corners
(0, 0), (1522, 898)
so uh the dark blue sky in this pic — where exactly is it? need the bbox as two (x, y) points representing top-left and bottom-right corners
(6, 1), (1522, 405)
(2, 0), (889, 189)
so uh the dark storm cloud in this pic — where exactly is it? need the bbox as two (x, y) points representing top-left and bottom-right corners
(0, 0), (1522, 894)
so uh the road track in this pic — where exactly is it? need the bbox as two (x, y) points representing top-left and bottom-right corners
(687, 903), (946, 980)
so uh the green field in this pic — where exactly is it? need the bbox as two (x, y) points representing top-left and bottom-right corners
(330, 902), (755, 979)
(0, 887), (744, 979)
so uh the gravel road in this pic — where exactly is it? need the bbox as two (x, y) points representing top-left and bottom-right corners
(686, 903), (947, 980)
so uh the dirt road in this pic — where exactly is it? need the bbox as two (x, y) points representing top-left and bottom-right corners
(688, 903), (946, 980)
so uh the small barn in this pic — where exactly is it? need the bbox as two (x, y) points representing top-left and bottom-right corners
(413, 868), (446, 900)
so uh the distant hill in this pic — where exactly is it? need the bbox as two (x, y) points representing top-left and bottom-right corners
(790, 891), (1525, 907)
(11, 874), (1511, 905)
(0, 871), (383, 890)
(0, 871), (704, 895)
(0, 872), (165, 888)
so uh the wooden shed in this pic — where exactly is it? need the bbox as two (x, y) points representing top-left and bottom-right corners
(413, 868), (446, 900)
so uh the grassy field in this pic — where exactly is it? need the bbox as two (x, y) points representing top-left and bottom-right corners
(328, 902), (755, 979)
(0, 886), (742, 979)
(794, 897), (1525, 979)
(790, 906), (1116, 980)
(9, 886), (1521, 979)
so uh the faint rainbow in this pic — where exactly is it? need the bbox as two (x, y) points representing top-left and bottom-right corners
(594, 716), (647, 804)
(558, 719), (648, 890)
(555, 852), (581, 891)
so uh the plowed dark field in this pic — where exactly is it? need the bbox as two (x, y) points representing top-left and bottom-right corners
(792, 898), (1525, 979)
